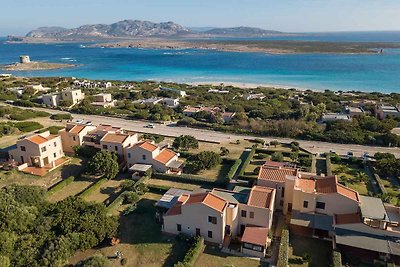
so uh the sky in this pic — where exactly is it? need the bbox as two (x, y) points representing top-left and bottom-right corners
(1, 0), (400, 36)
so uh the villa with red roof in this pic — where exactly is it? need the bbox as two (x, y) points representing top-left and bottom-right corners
(58, 123), (96, 153)
(9, 131), (65, 174)
(125, 140), (183, 173)
(162, 185), (276, 257)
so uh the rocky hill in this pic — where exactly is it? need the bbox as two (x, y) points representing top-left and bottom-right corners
(25, 20), (192, 39)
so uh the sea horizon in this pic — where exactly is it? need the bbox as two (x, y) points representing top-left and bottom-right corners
(1, 31), (400, 93)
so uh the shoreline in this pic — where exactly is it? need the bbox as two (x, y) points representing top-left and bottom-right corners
(189, 81), (314, 91)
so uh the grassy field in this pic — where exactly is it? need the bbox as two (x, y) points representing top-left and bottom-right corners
(196, 160), (233, 182)
(146, 178), (203, 191)
(191, 139), (254, 159)
(69, 192), (191, 267)
(332, 162), (372, 195)
(83, 178), (124, 204)
(288, 234), (332, 267)
(195, 246), (263, 267)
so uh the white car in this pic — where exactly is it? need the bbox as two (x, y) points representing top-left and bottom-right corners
(145, 124), (155, 128)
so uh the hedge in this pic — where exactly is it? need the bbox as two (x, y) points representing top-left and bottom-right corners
(332, 249), (342, 267)
(50, 113), (72, 120)
(326, 154), (332, 176)
(152, 173), (218, 186)
(238, 148), (256, 177)
(277, 228), (289, 267)
(47, 176), (75, 196)
(78, 178), (108, 198)
(13, 121), (43, 132)
(255, 148), (309, 157)
(174, 236), (204, 267)
(227, 158), (242, 180)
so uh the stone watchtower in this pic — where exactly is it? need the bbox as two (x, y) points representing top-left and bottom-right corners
(19, 55), (31, 64)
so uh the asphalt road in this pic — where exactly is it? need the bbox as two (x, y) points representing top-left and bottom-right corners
(4, 104), (400, 158)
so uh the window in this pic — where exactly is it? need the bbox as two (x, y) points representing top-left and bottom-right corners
(240, 225), (246, 235)
(243, 243), (263, 252)
(53, 152), (57, 158)
(54, 142), (57, 147)
(303, 201), (309, 208)
(281, 187), (285, 198)
(250, 211), (254, 219)
(41, 146), (47, 152)
(208, 231), (213, 238)
(73, 136), (76, 141)
(142, 155), (146, 160)
(20, 146), (26, 152)
(279, 200), (284, 206)
(177, 224), (181, 232)
(128, 153), (131, 159)
(241, 210), (247, 218)
(316, 201), (326, 210)
(115, 146), (118, 151)
(208, 216), (217, 224)
(102, 145), (108, 149)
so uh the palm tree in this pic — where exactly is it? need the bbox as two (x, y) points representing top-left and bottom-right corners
(356, 171), (369, 183)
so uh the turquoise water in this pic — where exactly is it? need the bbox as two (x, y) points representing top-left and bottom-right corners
(1, 33), (400, 93)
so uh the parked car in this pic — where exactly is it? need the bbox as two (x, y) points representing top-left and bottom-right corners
(347, 151), (354, 158)
(145, 123), (155, 128)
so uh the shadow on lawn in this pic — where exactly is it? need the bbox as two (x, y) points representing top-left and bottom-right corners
(202, 246), (269, 267)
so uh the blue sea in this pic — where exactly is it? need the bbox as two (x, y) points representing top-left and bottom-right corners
(1, 32), (400, 93)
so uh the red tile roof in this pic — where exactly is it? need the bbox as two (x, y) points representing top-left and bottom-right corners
(101, 133), (129, 144)
(155, 149), (177, 164)
(69, 125), (85, 134)
(296, 176), (359, 201)
(27, 134), (58, 145)
(241, 226), (268, 246)
(165, 192), (227, 216)
(258, 165), (297, 183)
(247, 186), (275, 209)
(136, 141), (159, 152)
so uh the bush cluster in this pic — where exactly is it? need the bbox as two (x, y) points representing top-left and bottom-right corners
(174, 236), (204, 267)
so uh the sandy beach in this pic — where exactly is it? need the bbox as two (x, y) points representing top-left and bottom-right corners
(189, 81), (314, 91)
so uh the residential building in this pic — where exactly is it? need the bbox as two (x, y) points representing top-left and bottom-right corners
(125, 141), (183, 173)
(159, 86), (186, 97)
(162, 185), (276, 257)
(42, 88), (84, 107)
(345, 106), (364, 117)
(161, 98), (180, 108)
(242, 93), (265, 101)
(208, 89), (230, 94)
(100, 132), (138, 159)
(91, 93), (116, 108)
(320, 113), (352, 123)
(137, 97), (180, 108)
(257, 161), (298, 209)
(58, 123), (96, 153)
(9, 131), (64, 168)
(375, 103), (400, 119)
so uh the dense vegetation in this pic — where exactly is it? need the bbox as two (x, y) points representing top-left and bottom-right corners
(0, 185), (118, 267)
(1, 76), (400, 147)
(87, 151), (119, 179)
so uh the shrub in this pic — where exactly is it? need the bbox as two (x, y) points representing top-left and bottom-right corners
(173, 135), (199, 150)
(253, 138), (265, 144)
(174, 236), (204, 267)
(332, 249), (342, 267)
(87, 151), (119, 179)
(277, 229), (289, 267)
(227, 159), (242, 180)
(238, 148), (256, 177)
(326, 154), (332, 176)
(271, 152), (284, 162)
(13, 121), (43, 132)
(152, 173), (218, 186)
(47, 176), (75, 196)
(50, 113), (72, 120)
(74, 146), (99, 158)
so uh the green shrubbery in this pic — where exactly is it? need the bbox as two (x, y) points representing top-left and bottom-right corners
(78, 178), (108, 199)
(13, 121), (43, 132)
(50, 113), (72, 120)
(277, 229), (289, 267)
(326, 154), (333, 176)
(227, 158), (242, 180)
(174, 236), (204, 267)
(332, 249), (342, 267)
(152, 173), (218, 186)
(238, 148), (256, 177)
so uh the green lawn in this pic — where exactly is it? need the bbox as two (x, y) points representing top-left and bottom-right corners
(69, 192), (191, 267)
(288, 234), (332, 267)
(332, 162), (373, 195)
(193, 160), (233, 183)
(195, 245), (263, 267)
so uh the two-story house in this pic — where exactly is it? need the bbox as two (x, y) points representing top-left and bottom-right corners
(125, 141), (183, 173)
(58, 123), (96, 153)
(9, 131), (64, 168)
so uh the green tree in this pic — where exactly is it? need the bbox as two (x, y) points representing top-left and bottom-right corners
(271, 152), (284, 162)
(290, 152), (299, 163)
(87, 151), (119, 179)
(356, 172), (369, 183)
(220, 147), (230, 156)
(78, 254), (111, 267)
(173, 135), (199, 151)
(270, 140), (280, 148)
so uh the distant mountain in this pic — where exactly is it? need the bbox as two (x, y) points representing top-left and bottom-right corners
(25, 20), (192, 39)
(204, 26), (283, 37)
(22, 20), (285, 41)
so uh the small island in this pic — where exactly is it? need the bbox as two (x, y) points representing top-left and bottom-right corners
(2, 55), (76, 71)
